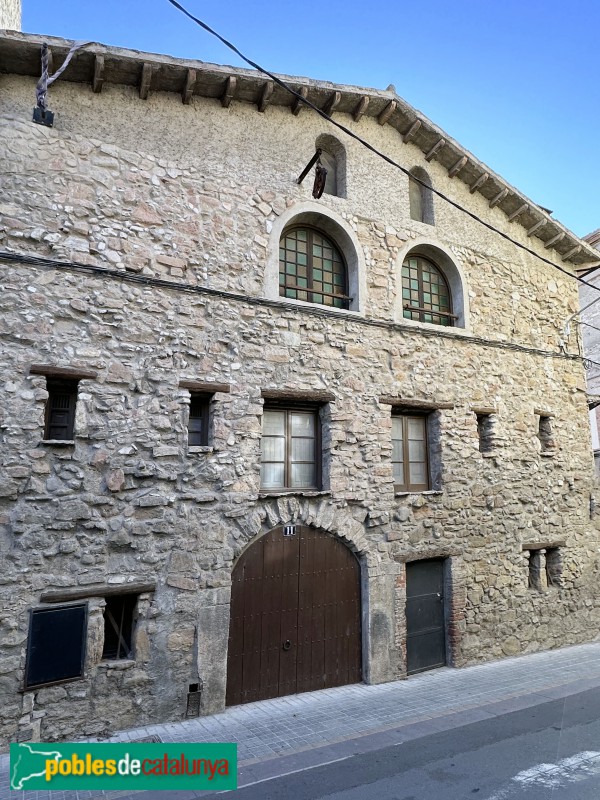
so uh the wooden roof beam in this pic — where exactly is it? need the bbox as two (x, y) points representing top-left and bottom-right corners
(353, 95), (369, 122)
(562, 245), (582, 261)
(489, 188), (509, 208)
(182, 68), (196, 105)
(507, 203), (529, 222)
(258, 80), (273, 112)
(378, 99), (397, 126)
(448, 155), (468, 178)
(323, 90), (341, 116)
(545, 231), (565, 250)
(139, 62), (154, 100)
(425, 138), (445, 162)
(221, 75), (236, 108)
(402, 119), (421, 143)
(527, 218), (546, 237)
(92, 55), (104, 94)
(292, 86), (308, 116)
(470, 172), (489, 193)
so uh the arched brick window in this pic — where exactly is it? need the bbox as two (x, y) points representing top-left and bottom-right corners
(402, 254), (454, 326)
(279, 226), (349, 309)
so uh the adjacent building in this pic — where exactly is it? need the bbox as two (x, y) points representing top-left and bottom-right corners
(1, 25), (599, 747)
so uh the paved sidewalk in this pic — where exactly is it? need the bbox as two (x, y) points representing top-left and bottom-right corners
(3, 640), (600, 799)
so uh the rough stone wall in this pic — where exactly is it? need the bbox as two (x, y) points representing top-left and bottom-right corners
(0, 73), (599, 748)
(0, 0), (20, 30)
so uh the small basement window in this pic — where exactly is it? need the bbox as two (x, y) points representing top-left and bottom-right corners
(45, 379), (79, 441)
(25, 603), (87, 689)
(102, 595), (137, 660)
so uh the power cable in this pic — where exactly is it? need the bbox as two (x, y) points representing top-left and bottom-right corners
(166, 0), (600, 296)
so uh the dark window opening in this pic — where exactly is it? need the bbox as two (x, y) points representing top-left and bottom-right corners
(476, 413), (495, 453)
(392, 413), (429, 492)
(538, 415), (555, 453)
(25, 603), (87, 689)
(545, 547), (562, 588)
(261, 406), (321, 490)
(279, 227), (350, 309)
(402, 255), (454, 326)
(188, 394), (210, 446)
(45, 379), (78, 440)
(408, 167), (434, 225)
(102, 595), (136, 660)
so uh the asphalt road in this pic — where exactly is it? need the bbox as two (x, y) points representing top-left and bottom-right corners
(200, 687), (600, 800)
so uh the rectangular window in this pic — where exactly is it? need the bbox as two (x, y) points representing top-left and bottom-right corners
(188, 393), (210, 446)
(102, 595), (136, 660)
(45, 379), (78, 441)
(260, 407), (320, 490)
(527, 547), (562, 590)
(25, 604), (87, 689)
(476, 413), (495, 454)
(537, 415), (555, 454)
(392, 413), (429, 492)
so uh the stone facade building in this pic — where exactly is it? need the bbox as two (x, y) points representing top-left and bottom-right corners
(1, 29), (600, 748)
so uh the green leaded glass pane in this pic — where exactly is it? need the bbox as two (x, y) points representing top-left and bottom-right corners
(401, 255), (452, 326)
(278, 227), (348, 309)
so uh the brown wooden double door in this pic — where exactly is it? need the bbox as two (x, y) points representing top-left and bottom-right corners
(226, 526), (362, 706)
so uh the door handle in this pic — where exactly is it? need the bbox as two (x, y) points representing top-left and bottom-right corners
(282, 640), (291, 651)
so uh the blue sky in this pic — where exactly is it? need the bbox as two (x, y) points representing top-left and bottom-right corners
(22, 0), (599, 238)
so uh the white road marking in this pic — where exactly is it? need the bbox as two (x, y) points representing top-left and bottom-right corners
(485, 750), (600, 799)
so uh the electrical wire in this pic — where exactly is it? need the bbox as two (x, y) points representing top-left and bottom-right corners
(166, 0), (600, 297)
(0, 248), (588, 366)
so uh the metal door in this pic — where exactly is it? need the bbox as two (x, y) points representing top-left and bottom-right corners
(406, 558), (446, 675)
(226, 526), (361, 706)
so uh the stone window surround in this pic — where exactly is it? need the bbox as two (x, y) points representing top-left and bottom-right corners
(395, 238), (470, 331)
(30, 365), (98, 445)
(179, 380), (231, 453)
(535, 408), (556, 456)
(523, 543), (564, 591)
(315, 133), (347, 199)
(265, 202), (367, 315)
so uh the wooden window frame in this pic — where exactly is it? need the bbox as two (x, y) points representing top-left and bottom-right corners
(102, 595), (137, 661)
(44, 378), (79, 441)
(402, 254), (455, 326)
(391, 412), (430, 492)
(279, 226), (350, 309)
(260, 403), (322, 491)
(188, 393), (210, 447)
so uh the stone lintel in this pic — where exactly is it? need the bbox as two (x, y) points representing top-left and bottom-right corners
(470, 406), (497, 415)
(533, 408), (554, 417)
(261, 389), (336, 403)
(521, 542), (565, 551)
(41, 582), (156, 603)
(30, 364), (98, 380)
(379, 397), (454, 410)
(179, 380), (231, 394)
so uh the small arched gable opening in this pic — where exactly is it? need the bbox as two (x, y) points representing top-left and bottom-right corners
(316, 134), (347, 198)
(226, 525), (362, 705)
(409, 167), (434, 226)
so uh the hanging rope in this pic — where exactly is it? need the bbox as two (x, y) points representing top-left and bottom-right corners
(35, 40), (94, 113)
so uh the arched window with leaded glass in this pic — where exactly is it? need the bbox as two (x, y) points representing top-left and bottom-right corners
(279, 227), (350, 309)
(402, 254), (455, 326)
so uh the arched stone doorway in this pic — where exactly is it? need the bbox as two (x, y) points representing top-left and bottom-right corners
(226, 525), (362, 706)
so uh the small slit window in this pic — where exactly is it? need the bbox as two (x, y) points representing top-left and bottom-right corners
(527, 547), (562, 591)
(102, 595), (136, 660)
(45, 379), (78, 441)
(538, 415), (555, 454)
(188, 394), (210, 447)
(408, 167), (434, 225)
(25, 603), (87, 689)
(476, 413), (495, 454)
